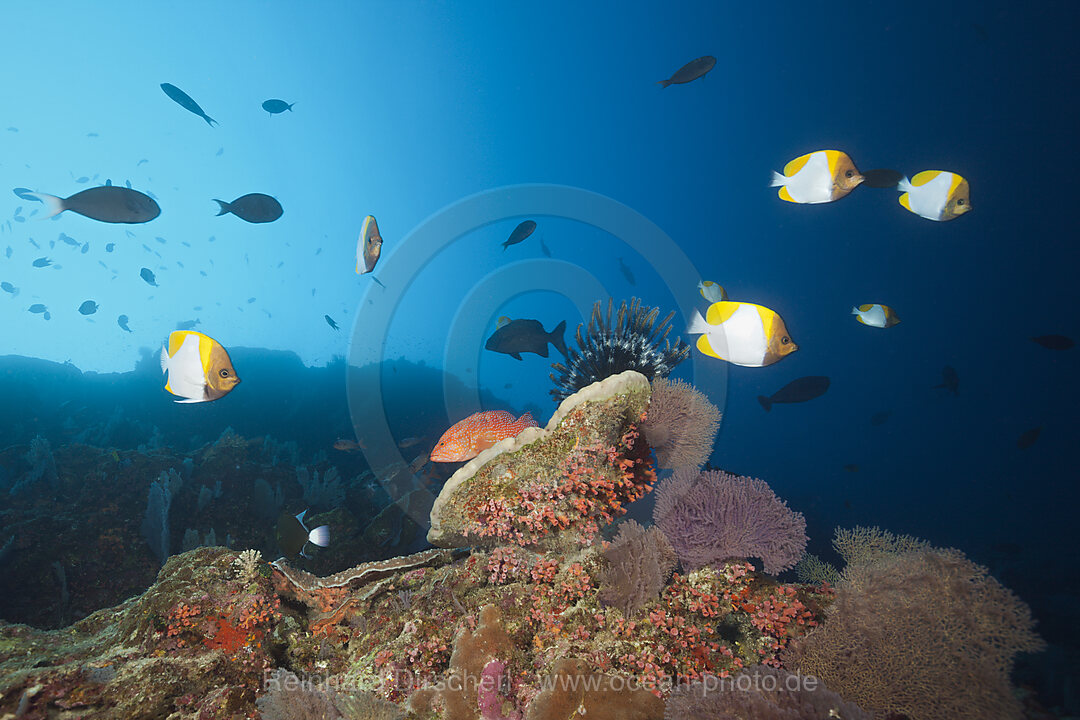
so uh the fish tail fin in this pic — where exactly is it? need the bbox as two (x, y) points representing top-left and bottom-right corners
(26, 193), (65, 219)
(897, 177), (913, 193)
(687, 309), (709, 335)
(204, 115), (218, 128)
(769, 171), (787, 187)
(851, 306), (859, 315)
(550, 320), (568, 358)
(308, 525), (330, 547)
(288, 103), (295, 111)
(212, 200), (230, 216)
(757, 395), (772, 412)
(656, 79), (672, 88)
(159, 344), (170, 374)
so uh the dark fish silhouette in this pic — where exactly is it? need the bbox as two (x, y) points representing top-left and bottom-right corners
(617, 257), (636, 286)
(758, 376), (830, 411)
(214, 193), (283, 223)
(1, 282), (17, 294)
(540, 237), (551, 258)
(78, 300), (98, 315)
(12, 188), (39, 202)
(1031, 334), (1073, 350)
(160, 83), (217, 126)
(140, 267), (158, 286)
(32, 257), (51, 267)
(486, 318), (567, 360)
(657, 56), (716, 88)
(59, 233), (79, 246)
(1017, 426), (1042, 450)
(861, 169), (904, 189)
(25, 186), (160, 224)
(106, 243), (115, 252)
(175, 319), (200, 331)
(325, 315), (339, 330)
(117, 315), (132, 332)
(28, 303), (47, 313)
(934, 365), (959, 394)
(262, 99), (295, 115)
(502, 220), (537, 250)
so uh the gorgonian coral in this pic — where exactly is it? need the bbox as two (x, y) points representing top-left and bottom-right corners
(653, 468), (806, 575)
(641, 376), (721, 471)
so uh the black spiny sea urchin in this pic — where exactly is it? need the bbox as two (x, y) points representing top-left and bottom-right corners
(549, 297), (690, 402)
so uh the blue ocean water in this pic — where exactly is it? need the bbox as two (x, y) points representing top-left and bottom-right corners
(1, 0), (1077, 712)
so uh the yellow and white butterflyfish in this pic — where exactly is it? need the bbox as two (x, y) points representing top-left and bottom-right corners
(851, 304), (901, 328)
(698, 280), (728, 303)
(770, 150), (864, 204)
(897, 171), (971, 221)
(356, 215), (383, 274)
(687, 301), (798, 367)
(159, 330), (240, 403)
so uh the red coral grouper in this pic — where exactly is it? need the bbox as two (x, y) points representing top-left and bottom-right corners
(430, 410), (538, 462)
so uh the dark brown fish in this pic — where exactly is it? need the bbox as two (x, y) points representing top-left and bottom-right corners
(1017, 426), (1042, 450)
(934, 365), (959, 394)
(27, 187), (160, 224)
(758, 376), (830, 411)
(861, 168), (904, 188)
(1031, 334), (1073, 350)
(213, 193), (283, 223)
(657, 56), (716, 88)
(485, 318), (567, 360)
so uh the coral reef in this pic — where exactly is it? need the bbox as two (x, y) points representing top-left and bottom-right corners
(786, 534), (1046, 720)
(428, 371), (656, 550)
(640, 377), (720, 471)
(549, 298), (690, 402)
(653, 468), (807, 575)
(598, 520), (676, 617)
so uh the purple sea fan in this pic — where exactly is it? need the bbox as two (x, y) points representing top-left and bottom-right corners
(653, 468), (807, 575)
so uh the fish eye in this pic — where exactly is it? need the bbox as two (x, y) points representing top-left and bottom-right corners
(219, 369), (230, 377)
(845, 169), (854, 178)
(957, 198), (965, 205)
(781, 336), (790, 344)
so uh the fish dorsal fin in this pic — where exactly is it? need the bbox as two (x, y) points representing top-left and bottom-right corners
(858, 303), (873, 312)
(705, 301), (740, 326)
(755, 304), (778, 337)
(823, 149), (845, 174)
(948, 173), (966, 195)
(783, 152), (813, 177)
(168, 331), (191, 357)
(910, 170), (941, 187)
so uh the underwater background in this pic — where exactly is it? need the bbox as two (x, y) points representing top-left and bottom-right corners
(1, 1), (1077, 716)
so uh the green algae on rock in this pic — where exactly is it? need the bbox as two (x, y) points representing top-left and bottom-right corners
(427, 370), (655, 550)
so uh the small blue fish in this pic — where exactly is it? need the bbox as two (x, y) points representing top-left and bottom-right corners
(59, 233), (79, 246)
(81, 243), (89, 254)
(106, 243), (115, 252)
(140, 267), (157, 286)
(32, 257), (52, 267)
(28, 303), (47, 314)
(262, 99), (295, 115)
(117, 315), (132, 332)
(78, 300), (98, 315)
(325, 315), (339, 330)
(1, 282), (17, 295)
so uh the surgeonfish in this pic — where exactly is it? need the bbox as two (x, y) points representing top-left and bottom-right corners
(25, 186), (160, 224)
(657, 56), (716, 87)
(758, 376), (830, 411)
(851, 304), (900, 328)
(213, 194), (283, 223)
(687, 300), (797, 367)
(276, 509), (330, 559)
(159, 330), (240, 403)
(356, 215), (383, 275)
(770, 150), (864, 204)
(430, 410), (539, 462)
(502, 220), (537, 250)
(698, 280), (728, 303)
(897, 171), (971, 221)
(160, 83), (217, 127)
(262, 99), (295, 115)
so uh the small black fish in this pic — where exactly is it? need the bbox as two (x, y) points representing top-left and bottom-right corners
(1017, 426), (1042, 450)
(160, 83), (217, 126)
(758, 376), (830, 411)
(32, 257), (52, 267)
(140, 267), (158, 286)
(175, 319), (200, 331)
(540, 237), (551, 258)
(869, 411), (891, 426)
(325, 315), (339, 330)
(213, 193), (283, 223)
(934, 365), (959, 395)
(78, 300), (98, 315)
(617, 257), (636, 286)
(657, 56), (716, 88)
(117, 314), (132, 332)
(862, 169), (904, 188)
(485, 318), (567, 360)
(262, 99), (295, 115)
(1031, 334), (1073, 350)
(502, 220), (537, 250)
(23, 186), (160, 224)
